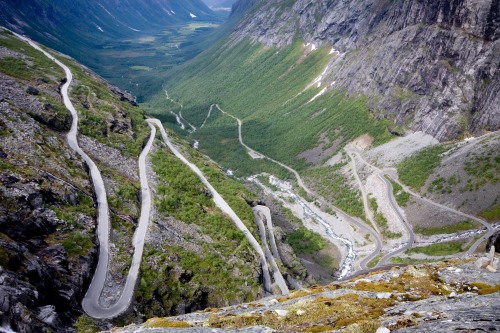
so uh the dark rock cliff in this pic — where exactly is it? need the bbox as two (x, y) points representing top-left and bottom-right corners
(0, 71), (97, 332)
(231, 0), (500, 140)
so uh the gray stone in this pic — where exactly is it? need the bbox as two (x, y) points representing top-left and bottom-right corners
(376, 292), (392, 299)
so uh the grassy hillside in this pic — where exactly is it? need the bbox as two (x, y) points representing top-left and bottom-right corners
(144, 39), (392, 176)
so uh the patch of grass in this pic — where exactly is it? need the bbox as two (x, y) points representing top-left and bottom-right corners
(479, 204), (500, 222)
(367, 254), (383, 268)
(152, 150), (245, 242)
(463, 152), (500, 186)
(368, 196), (401, 239)
(429, 174), (460, 194)
(389, 257), (436, 265)
(144, 318), (191, 328)
(469, 282), (500, 295)
(414, 220), (476, 236)
(62, 231), (94, 257)
(130, 65), (152, 71)
(305, 163), (364, 219)
(74, 315), (98, 333)
(0, 57), (32, 79)
(397, 145), (450, 190)
(0, 32), (64, 79)
(287, 227), (325, 254)
(138, 244), (260, 318)
(385, 175), (410, 206)
(405, 241), (464, 256)
(383, 231), (403, 239)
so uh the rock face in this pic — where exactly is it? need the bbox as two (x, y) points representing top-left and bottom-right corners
(487, 232), (500, 253)
(0, 47), (98, 333)
(231, 0), (499, 140)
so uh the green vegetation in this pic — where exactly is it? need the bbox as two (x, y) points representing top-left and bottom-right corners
(462, 151), (499, 191)
(145, 39), (391, 175)
(389, 257), (436, 265)
(405, 241), (464, 256)
(51, 194), (96, 258)
(429, 174), (460, 194)
(137, 145), (264, 318)
(0, 57), (32, 80)
(74, 315), (98, 333)
(367, 254), (383, 268)
(287, 227), (326, 255)
(479, 204), (500, 222)
(397, 145), (450, 190)
(0, 32), (64, 80)
(152, 138), (261, 235)
(62, 231), (94, 257)
(152, 150), (247, 242)
(413, 220), (476, 236)
(304, 163), (364, 219)
(145, 318), (191, 328)
(385, 175), (410, 206)
(130, 65), (153, 71)
(368, 196), (401, 239)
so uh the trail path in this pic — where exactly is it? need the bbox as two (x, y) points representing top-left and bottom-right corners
(16, 34), (155, 319)
(148, 119), (289, 295)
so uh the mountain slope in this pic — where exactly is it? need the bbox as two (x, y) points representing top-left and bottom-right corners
(1, 29), (294, 332)
(229, 0), (500, 140)
(0, 0), (223, 98)
(150, 0), (499, 147)
(0, 0), (216, 41)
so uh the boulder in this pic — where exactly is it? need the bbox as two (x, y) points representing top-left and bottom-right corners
(26, 86), (39, 95)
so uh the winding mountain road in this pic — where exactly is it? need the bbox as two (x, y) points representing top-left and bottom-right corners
(17, 34), (156, 319)
(147, 119), (289, 296)
(214, 105), (382, 271)
(377, 172), (415, 265)
(252, 206), (289, 293)
(83, 123), (155, 319)
(384, 170), (495, 255)
(353, 149), (494, 261)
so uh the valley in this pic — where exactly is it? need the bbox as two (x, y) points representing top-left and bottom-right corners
(0, 0), (499, 332)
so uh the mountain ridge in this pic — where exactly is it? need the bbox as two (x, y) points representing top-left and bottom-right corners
(216, 0), (500, 141)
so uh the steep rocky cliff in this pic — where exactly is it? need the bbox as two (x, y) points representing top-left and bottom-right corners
(230, 0), (499, 140)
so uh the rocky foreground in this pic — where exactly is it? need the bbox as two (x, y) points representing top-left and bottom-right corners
(105, 255), (500, 333)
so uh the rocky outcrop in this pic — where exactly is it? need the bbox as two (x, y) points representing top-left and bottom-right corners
(231, 0), (500, 140)
(0, 72), (98, 331)
(487, 231), (500, 253)
(102, 257), (500, 332)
